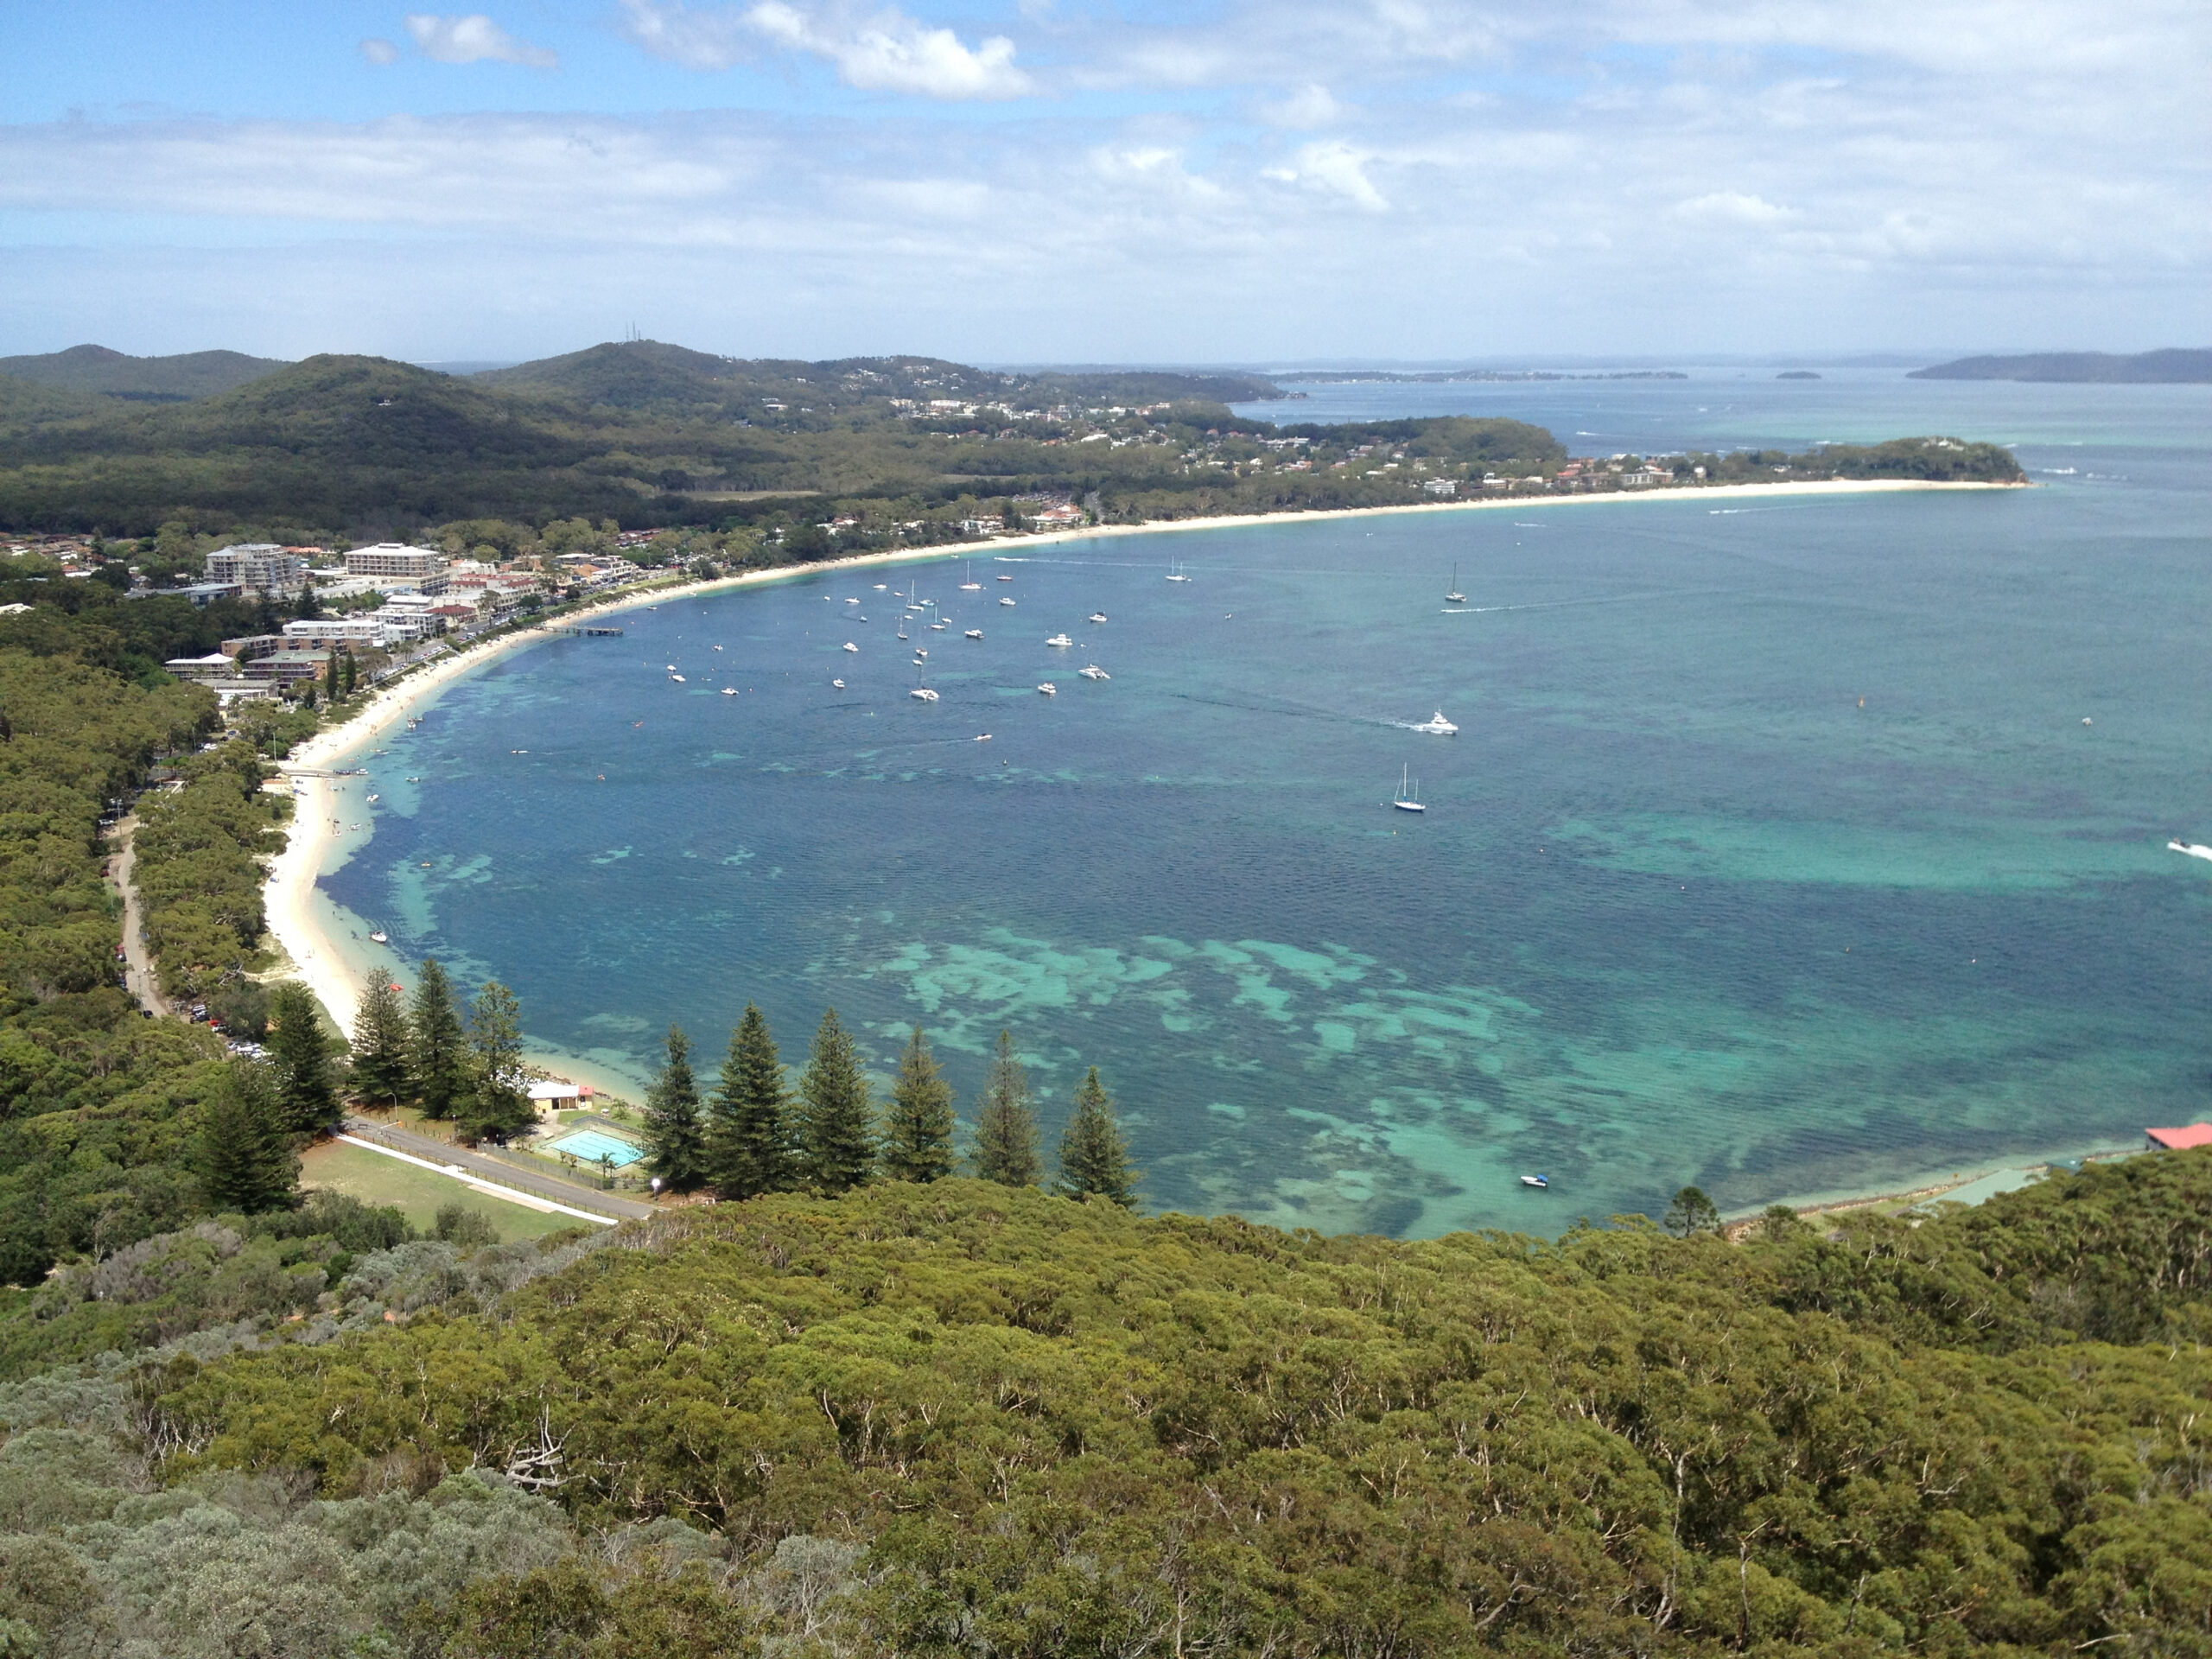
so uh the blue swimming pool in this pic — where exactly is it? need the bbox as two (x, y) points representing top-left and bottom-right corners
(547, 1128), (644, 1167)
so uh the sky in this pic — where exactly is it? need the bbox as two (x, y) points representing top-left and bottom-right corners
(0, 1), (2204, 365)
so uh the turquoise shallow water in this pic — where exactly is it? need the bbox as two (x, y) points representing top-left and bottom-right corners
(322, 372), (2212, 1235)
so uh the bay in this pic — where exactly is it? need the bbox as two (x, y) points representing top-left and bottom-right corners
(321, 369), (2212, 1234)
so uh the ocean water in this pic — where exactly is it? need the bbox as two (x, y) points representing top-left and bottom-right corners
(321, 371), (2212, 1236)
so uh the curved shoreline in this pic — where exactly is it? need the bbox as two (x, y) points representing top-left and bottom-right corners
(262, 477), (2047, 1222)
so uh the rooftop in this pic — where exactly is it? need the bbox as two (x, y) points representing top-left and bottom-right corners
(2146, 1123), (2212, 1150)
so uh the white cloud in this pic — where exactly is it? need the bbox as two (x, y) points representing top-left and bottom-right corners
(1260, 84), (1345, 129)
(1263, 140), (1388, 211)
(359, 38), (401, 66)
(614, 0), (754, 71)
(745, 3), (1033, 99)
(402, 14), (560, 69)
(1674, 191), (1794, 226)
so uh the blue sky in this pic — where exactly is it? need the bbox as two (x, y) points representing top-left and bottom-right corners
(0, 2), (2204, 363)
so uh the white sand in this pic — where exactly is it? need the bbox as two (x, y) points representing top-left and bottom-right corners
(264, 476), (2019, 1037)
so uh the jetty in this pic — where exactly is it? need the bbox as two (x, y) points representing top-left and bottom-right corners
(543, 623), (625, 637)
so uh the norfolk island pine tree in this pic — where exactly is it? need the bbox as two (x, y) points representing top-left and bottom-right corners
(1058, 1065), (1139, 1208)
(459, 980), (534, 1144)
(971, 1027), (1041, 1186)
(266, 981), (341, 1137)
(348, 977), (410, 1109)
(408, 958), (469, 1120)
(881, 1025), (956, 1183)
(709, 1003), (795, 1198)
(198, 1060), (298, 1214)
(794, 1007), (875, 1194)
(645, 1023), (710, 1191)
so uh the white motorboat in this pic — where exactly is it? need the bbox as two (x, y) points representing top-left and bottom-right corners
(842, 642), (859, 652)
(1078, 664), (1109, 681)
(976, 733), (992, 741)
(670, 674), (685, 683)
(368, 930), (388, 944)
(913, 648), (928, 658)
(1001, 596), (1017, 607)
(1519, 1173), (1549, 1189)
(965, 629), (983, 639)
(1412, 710), (1458, 735)
(365, 794), (379, 803)
(1038, 682), (1057, 696)
(1089, 612), (1108, 623)
(1393, 766), (1425, 812)
(873, 582), (887, 590)
(831, 678), (845, 688)
(721, 687), (737, 696)
(910, 687), (939, 702)
(846, 596), (861, 605)
(1046, 632), (1073, 648)
(996, 573), (1014, 582)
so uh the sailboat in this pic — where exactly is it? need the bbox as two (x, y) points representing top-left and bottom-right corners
(959, 563), (982, 592)
(1446, 563), (1465, 604)
(1393, 766), (1425, 812)
(1166, 557), (1192, 582)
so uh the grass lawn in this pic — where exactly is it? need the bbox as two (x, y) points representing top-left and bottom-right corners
(301, 1141), (588, 1243)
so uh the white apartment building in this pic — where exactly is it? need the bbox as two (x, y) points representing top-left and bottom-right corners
(282, 618), (390, 647)
(345, 543), (448, 582)
(204, 543), (309, 595)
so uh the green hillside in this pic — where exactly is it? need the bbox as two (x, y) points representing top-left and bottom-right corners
(0, 342), (289, 402)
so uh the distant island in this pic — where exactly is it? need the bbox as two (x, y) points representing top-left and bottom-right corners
(1777, 370), (1821, 380)
(1910, 347), (2212, 384)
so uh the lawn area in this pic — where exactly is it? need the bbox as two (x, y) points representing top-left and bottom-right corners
(301, 1141), (587, 1243)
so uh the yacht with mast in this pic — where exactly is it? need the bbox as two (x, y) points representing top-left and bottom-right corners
(1446, 564), (1465, 604)
(1393, 766), (1425, 812)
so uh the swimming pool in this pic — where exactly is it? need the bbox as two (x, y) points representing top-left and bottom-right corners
(547, 1128), (644, 1167)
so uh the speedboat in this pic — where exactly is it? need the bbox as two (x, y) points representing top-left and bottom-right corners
(965, 629), (983, 639)
(1001, 596), (1017, 607)
(910, 687), (939, 702)
(1038, 682), (1057, 696)
(846, 597), (861, 604)
(842, 642), (859, 652)
(365, 793), (379, 803)
(1519, 1174), (1549, 1189)
(1046, 633), (1073, 648)
(670, 674), (685, 683)
(976, 733), (992, 741)
(1413, 710), (1458, 736)
(1078, 664), (1109, 680)
(873, 583), (887, 590)
(368, 930), (388, 944)
(913, 648), (928, 658)
(721, 687), (738, 696)
(997, 574), (1014, 582)
(831, 678), (845, 689)
(1089, 613), (1108, 623)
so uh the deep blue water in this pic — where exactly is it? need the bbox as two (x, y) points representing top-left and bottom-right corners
(322, 370), (2212, 1235)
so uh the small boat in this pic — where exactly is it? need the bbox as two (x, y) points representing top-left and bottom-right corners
(365, 793), (379, 803)
(405, 776), (420, 783)
(1089, 612), (1109, 623)
(721, 687), (738, 696)
(2171, 840), (2212, 861)
(831, 678), (845, 689)
(846, 597), (861, 605)
(670, 673), (686, 683)
(1393, 766), (1425, 813)
(930, 621), (947, 631)
(1519, 1174), (1549, 1189)
(369, 930), (388, 944)
(976, 733), (992, 741)
(1166, 558), (1192, 582)
(1046, 632), (1073, 648)
(897, 621), (908, 639)
(666, 664), (677, 670)
(712, 645), (722, 651)
(842, 642), (859, 652)
(960, 563), (982, 591)
(1078, 664), (1109, 681)
(873, 583), (887, 590)
(965, 629), (983, 640)
(1446, 563), (1465, 604)
(1038, 682), (1057, 696)
(1001, 596), (1017, 607)
(997, 573), (1014, 582)
(910, 687), (939, 702)
(913, 648), (928, 658)
(1412, 710), (1458, 736)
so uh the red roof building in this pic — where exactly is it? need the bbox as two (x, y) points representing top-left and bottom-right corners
(2145, 1123), (2212, 1151)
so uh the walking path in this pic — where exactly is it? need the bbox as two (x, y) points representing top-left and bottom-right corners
(341, 1116), (655, 1222)
(105, 813), (169, 1018)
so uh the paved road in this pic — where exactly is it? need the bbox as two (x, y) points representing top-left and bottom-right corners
(105, 814), (170, 1018)
(343, 1116), (657, 1221)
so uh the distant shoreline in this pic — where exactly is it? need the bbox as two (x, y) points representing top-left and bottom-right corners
(263, 475), (2041, 1225)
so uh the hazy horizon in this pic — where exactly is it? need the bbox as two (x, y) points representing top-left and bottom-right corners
(3, 3), (2202, 364)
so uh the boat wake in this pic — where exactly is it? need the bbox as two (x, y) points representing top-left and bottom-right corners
(1446, 591), (1681, 616)
(2170, 840), (2212, 862)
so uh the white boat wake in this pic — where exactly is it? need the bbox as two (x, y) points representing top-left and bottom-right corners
(2171, 840), (2212, 862)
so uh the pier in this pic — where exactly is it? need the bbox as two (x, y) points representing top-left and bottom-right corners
(543, 623), (625, 637)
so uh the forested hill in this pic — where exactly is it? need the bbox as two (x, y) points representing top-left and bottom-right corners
(1910, 347), (2212, 383)
(1, 1155), (2205, 1655)
(0, 343), (289, 402)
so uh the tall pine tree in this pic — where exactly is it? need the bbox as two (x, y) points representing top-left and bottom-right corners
(349, 978), (411, 1109)
(1058, 1066), (1138, 1208)
(459, 980), (534, 1144)
(709, 1004), (793, 1198)
(972, 1028), (1041, 1187)
(266, 981), (341, 1136)
(409, 959), (469, 1119)
(644, 1023), (709, 1191)
(881, 1025), (955, 1184)
(793, 1007), (875, 1194)
(198, 1060), (297, 1214)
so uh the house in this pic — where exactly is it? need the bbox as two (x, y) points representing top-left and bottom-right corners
(2145, 1123), (2212, 1151)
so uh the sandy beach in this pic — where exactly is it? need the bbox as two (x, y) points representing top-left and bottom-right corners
(263, 475), (2028, 1163)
